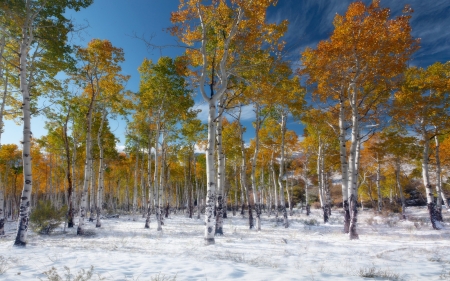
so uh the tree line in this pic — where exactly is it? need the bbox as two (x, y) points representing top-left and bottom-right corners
(0, 0), (448, 246)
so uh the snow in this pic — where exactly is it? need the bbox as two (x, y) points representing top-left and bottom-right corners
(0, 207), (449, 280)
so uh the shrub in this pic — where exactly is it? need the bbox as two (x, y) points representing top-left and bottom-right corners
(311, 202), (321, 209)
(30, 201), (67, 234)
(358, 266), (402, 280)
(303, 218), (319, 226)
(365, 217), (376, 225)
(42, 265), (95, 281)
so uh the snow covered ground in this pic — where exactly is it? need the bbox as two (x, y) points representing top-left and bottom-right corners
(0, 207), (449, 280)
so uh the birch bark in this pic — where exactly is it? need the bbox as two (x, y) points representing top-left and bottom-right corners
(77, 77), (97, 235)
(434, 134), (448, 215)
(251, 104), (262, 231)
(215, 97), (226, 235)
(96, 108), (107, 228)
(395, 159), (406, 217)
(338, 96), (350, 233)
(303, 161), (310, 216)
(0, 59), (7, 234)
(376, 155), (382, 212)
(15, 4), (34, 244)
(421, 127), (441, 229)
(145, 131), (153, 228)
(195, 3), (243, 245)
(271, 152), (278, 218)
(277, 112), (289, 228)
(133, 145), (139, 221)
(347, 82), (359, 240)
(63, 108), (74, 228)
(154, 122), (162, 231)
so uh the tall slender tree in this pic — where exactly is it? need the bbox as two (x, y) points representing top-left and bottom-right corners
(0, 0), (92, 245)
(301, 1), (418, 239)
(392, 62), (450, 229)
(171, 0), (287, 244)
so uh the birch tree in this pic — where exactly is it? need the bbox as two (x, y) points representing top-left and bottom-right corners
(73, 39), (127, 235)
(393, 62), (450, 229)
(138, 56), (194, 230)
(171, 0), (286, 244)
(0, 0), (92, 245)
(301, 1), (418, 239)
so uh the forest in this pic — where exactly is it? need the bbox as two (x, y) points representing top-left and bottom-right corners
(0, 1), (449, 278)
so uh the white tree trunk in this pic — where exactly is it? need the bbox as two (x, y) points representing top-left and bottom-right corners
(154, 123), (162, 231)
(317, 141), (324, 208)
(238, 107), (253, 229)
(88, 159), (95, 222)
(140, 152), (146, 217)
(215, 97), (226, 235)
(0, 73), (7, 146)
(0, 187), (4, 235)
(196, 3), (243, 245)
(15, 26), (33, 245)
(77, 88), (97, 235)
(96, 108), (107, 228)
(158, 131), (166, 224)
(395, 159), (406, 217)
(303, 161), (310, 216)
(347, 82), (359, 240)
(271, 152), (278, 217)
(338, 97), (350, 233)
(251, 104), (262, 231)
(376, 156), (382, 212)
(132, 145), (139, 221)
(72, 134), (78, 212)
(422, 129), (442, 229)
(435, 134), (449, 211)
(145, 131), (153, 228)
(277, 112), (288, 228)
(0, 53), (6, 235)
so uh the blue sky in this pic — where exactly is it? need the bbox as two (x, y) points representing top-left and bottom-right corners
(3, 0), (450, 148)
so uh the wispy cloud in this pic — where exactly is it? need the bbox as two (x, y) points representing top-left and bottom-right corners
(268, 0), (450, 68)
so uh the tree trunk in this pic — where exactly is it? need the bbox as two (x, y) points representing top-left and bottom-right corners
(347, 82), (359, 240)
(77, 68), (98, 235)
(277, 112), (288, 228)
(0, 187), (4, 235)
(15, 29), (33, 246)
(271, 153), (278, 218)
(376, 156), (382, 213)
(395, 159), (406, 218)
(188, 153), (194, 219)
(434, 134), (446, 219)
(140, 150), (146, 217)
(154, 121), (163, 231)
(145, 131), (153, 228)
(238, 108), (253, 229)
(0, 38), (6, 236)
(338, 97), (350, 233)
(158, 132), (167, 229)
(204, 100), (218, 243)
(215, 97), (226, 235)
(63, 109), (74, 228)
(422, 129), (441, 229)
(303, 162), (310, 216)
(72, 134), (78, 214)
(89, 163), (95, 222)
(133, 145), (139, 221)
(0, 72), (8, 147)
(240, 167), (246, 217)
(251, 104), (262, 231)
(96, 108), (107, 228)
